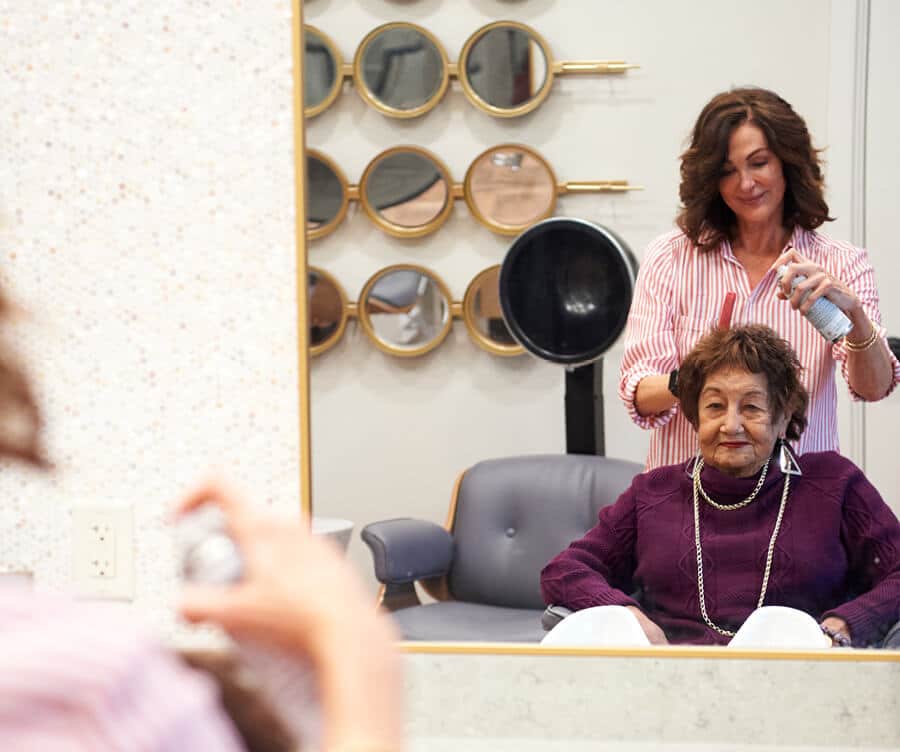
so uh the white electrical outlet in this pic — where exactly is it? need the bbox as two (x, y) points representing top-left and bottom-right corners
(72, 506), (134, 600)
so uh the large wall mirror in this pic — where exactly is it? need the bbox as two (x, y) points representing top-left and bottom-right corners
(297, 0), (900, 666)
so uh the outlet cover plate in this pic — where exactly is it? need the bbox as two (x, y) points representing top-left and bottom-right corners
(72, 505), (134, 600)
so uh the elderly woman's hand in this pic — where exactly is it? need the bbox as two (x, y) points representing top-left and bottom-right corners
(770, 248), (865, 322)
(820, 616), (852, 647)
(626, 606), (670, 645)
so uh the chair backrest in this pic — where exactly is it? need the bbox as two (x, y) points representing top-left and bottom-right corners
(447, 454), (643, 609)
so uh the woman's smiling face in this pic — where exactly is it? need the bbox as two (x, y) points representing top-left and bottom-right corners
(696, 368), (788, 478)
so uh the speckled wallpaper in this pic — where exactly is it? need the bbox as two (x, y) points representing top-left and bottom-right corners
(0, 1), (301, 641)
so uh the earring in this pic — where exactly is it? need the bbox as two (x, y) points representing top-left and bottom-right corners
(778, 438), (802, 476)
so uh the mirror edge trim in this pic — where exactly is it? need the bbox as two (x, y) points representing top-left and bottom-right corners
(398, 641), (900, 662)
(291, 0), (312, 517)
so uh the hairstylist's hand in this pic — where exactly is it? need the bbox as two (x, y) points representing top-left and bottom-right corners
(626, 606), (669, 645)
(175, 480), (402, 752)
(770, 248), (863, 320)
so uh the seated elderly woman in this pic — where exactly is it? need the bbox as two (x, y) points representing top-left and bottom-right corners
(541, 324), (900, 647)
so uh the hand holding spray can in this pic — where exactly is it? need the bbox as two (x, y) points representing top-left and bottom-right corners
(177, 504), (321, 750)
(776, 265), (853, 343)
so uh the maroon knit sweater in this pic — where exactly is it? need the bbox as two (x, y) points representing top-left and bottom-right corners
(540, 451), (900, 646)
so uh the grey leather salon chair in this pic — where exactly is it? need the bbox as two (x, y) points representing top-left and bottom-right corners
(360, 454), (642, 642)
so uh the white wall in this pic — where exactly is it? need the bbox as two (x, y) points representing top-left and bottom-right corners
(307, 0), (838, 587)
(864, 0), (900, 501)
(0, 2), (300, 640)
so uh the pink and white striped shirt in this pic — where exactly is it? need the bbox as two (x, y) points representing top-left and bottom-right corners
(618, 226), (900, 470)
(0, 588), (245, 751)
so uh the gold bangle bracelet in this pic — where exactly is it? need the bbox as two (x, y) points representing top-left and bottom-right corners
(844, 323), (879, 351)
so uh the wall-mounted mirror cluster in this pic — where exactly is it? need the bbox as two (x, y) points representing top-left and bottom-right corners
(309, 264), (523, 358)
(306, 144), (641, 240)
(304, 21), (639, 119)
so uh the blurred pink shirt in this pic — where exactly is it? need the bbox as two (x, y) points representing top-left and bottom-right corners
(0, 588), (245, 751)
(619, 227), (900, 470)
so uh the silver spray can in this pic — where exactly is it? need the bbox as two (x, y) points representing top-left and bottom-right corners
(177, 505), (321, 750)
(777, 265), (853, 343)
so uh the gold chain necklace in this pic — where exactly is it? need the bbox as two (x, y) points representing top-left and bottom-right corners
(693, 456), (768, 510)
(692, 460), (791, 637)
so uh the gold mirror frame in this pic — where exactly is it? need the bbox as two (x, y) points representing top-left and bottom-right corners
(304, 24), (346, 118)
(306, 149), (352, 241)
(309, 266), (350, 356)
(291, 0), (311, 513)
(358, 264), (454, 358)
(358, 146), (455, 239)
(462, 265), (523, 356)
(352, 22), (451, 119)
(294, 3), (900, 667)
(308, 144), (640, 240)
(309, 265), (525, 357)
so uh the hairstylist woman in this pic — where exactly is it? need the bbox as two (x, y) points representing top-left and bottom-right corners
(618, 87), (899, 470)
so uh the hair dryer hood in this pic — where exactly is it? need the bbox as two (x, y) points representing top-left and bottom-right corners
(499, 217), (637, 366)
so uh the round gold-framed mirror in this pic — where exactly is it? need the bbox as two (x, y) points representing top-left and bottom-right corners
(358, 264), (453, 357)
(304, 25), (345, 118)
(359, 146), (454, 239)
(457, 21), (553, 118)
(309, 266), (350, 356)
(353, 22), (451, 119)
(458, 20), (639, 118)
(306, 149), (351, 240)
(462, 265), (524, 356)
(463, 143), (641, 236)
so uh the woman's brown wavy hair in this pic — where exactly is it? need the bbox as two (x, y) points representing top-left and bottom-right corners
(676, 87), (833, 253)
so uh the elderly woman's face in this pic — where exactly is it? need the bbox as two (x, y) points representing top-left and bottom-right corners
(718, 122), (786, 230)
(696, 368), (788, 478)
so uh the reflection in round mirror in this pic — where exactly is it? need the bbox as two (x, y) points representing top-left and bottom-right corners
(462, 266), (524, 356)
(306, 150), (349, 240)
(309, 267), (349, 356)
(360, 147), (453, 238)
(459, 21), (552, 117)
(304, 26), (343, 118)
(499, 218), (637, 366)
(464, 144), (557, 235)
(359, 265), (452, 357)
(354, 23), (449, 118)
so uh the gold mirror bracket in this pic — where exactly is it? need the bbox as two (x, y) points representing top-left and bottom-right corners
(450, 301), (464, 319)
(556, 61), (640, 75)
(558, 181), (644, 195)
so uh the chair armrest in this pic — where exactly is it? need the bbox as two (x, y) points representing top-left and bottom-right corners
(541, 604), (573, 632)
(360, 518), (454, 585)
(881, 619), (900, 649)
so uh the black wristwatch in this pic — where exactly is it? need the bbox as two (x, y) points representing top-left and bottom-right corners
(667, 368), (680, 398)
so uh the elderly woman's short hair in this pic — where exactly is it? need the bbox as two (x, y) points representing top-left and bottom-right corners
(679, 325), (809, 441)
(677, 87), (833, 253)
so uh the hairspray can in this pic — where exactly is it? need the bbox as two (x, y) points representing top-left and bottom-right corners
(177, 505), (321, 749)
(777, 265), (853, 343)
